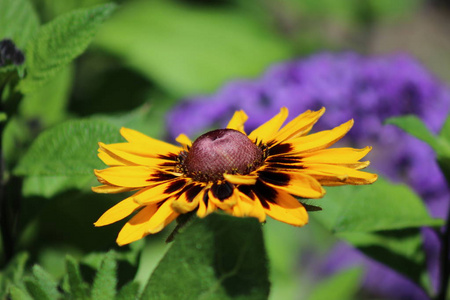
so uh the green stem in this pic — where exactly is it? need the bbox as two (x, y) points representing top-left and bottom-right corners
(0, 114), (14, 264)
(436, 202), (450, 300)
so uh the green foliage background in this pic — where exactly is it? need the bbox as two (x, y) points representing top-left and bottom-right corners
(0, 0), (448, 299)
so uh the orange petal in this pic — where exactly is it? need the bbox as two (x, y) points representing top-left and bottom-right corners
(300, 146), (372, 164)
(98, 151), (125, 167)
(264, 190), (308, 226)
(94, 196), (141, 227)
(236, 191), (266, 222)
(171, 185), (204, 214)
(248, 107), (288, 143)
(92, 185), (135, 194)
(226, 110), (248, 133)
(289, 119), (354, 154)
(99, 142), (170, 167)
(208, 185), (238, 210)
(176, 134), (192, 148)
(116, 205), (159, 246)
(274, 107), (325, 143)
(120, 127), (182, 155)
(259, 171), (325, 199)
(116, 199), (179, 246)
(304, 164), (378, 185)
(94, 166), (154, 188)
(223, 173), (258, 185)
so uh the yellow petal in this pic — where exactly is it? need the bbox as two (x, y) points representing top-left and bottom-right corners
(226, 110), (248, 133)
(94, 166), (154, 188)
(94, 196), (141, 227)
(98, 151), (125, 167)
(289, 119), (354, 153)
(146, 199), (179, 234)
(300, 147), (372, 164)
(116, 199), (179, 245)
(176, 134), (192, 148)
(133, 179), (188, 205)
(274, 107), (325, 143)
(223, 173), (258, 185)
(171, 185), (204, 214)
(120, 127), (181, 155)
(236, 192), (266, 222)
(208, 185), (238, 210)
(248, 107), (289, 143)
(304, 164), (378, 185)
(99, 143), (172, 167)
(92, 185), (134, 194)
(264, 190), (308, 226)
(259, 170), (325, 199)
(116, 204), (159, 246)
(196, 189), (208, 218)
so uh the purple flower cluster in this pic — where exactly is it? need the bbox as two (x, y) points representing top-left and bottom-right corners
(167, 52), (450, 299)
(167, 52), (450, 217)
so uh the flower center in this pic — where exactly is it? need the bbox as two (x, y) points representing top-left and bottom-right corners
(183, 129), (264, 182)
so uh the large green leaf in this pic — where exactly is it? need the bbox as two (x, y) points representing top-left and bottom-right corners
(95, 0), (292, 97)
(314, 176), (442, 232)
(339, 229), (430, 291)
(386, 115), (450, 157)
(312, 176), (437, 291)
(19, 3), (117, 92)
(141, 214), (270, 300)
(387, 114), (450, 183)
(0, 0), (39, 48)
(14, 118), (121, 176)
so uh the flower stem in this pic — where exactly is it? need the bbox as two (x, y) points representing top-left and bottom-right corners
(436, 201), (450, 300)
(0, 120), (14, 264)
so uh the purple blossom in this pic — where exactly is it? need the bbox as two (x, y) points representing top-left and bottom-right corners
(166, 52), (450, 299)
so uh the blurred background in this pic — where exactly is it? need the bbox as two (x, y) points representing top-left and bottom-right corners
(8, 0), (450, 299)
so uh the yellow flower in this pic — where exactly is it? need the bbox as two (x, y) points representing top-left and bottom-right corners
(93, 108), (377, 245)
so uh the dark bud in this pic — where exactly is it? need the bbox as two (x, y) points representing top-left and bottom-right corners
(0, 39), (25, 66)
(12, 50), (25, 65)
(0, 39), (16, 59)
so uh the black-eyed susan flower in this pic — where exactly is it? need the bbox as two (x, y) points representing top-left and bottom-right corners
(93, 108), (377, 245)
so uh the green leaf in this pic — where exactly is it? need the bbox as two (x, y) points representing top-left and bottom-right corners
(19, 65), (73, 127)
(19, 3), (117, 93)
(386, 115), (450, 157)
(9, 284), (33, 300)
(24, 265), (60, 300)
(314, 176), (443, 233)
(95, 0), (292, 97)
(0, 112), (7, 122)
(65, 255), (89, 300)
(141, 214), (270, 300)
(0, 0), (39, 48)
(439, 114), (450, 141)
(22, 174), (94, 198)
(24, 280), (51, 300)
(386, 114), (450, 184)
(116, 281), (140, 300)
(307, 267), (363, 300)
(14, 118), (121, 176)
(339, 229), (430, 291)
(91, 251), (117, 300)
(0, 253), (29, 295)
